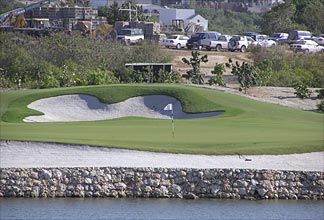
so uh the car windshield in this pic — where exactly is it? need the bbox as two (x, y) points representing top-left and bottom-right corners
(271, 33), (281, 38)
(191, 33), (206, 39)
(167, 35), (178, 39)
(118, 30), (131, 36)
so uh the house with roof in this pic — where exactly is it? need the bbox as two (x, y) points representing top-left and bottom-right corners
(143, 6), (208, 33)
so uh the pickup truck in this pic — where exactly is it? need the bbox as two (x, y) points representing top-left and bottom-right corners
(205, 35), (232, 51)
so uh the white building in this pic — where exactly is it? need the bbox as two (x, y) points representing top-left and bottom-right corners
(143, 6), (208, 32)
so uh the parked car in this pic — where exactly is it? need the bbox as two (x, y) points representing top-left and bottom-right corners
(268, 32), (288, 43)
(290, 40), (324, 53)
(286, 30), (312, 44)
(252, 35), (277, 48)
(162, 35), (189, 49)
(117, 28), (144, 45)
(312, 34), (324, 46)
(186, 31), (221, 50)
(205, 35), (232, 51)
(228, 35), (255, 52)
(243, 32), (259, 41)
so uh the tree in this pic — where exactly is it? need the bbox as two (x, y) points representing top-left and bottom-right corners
(100, 0), (148, 25)
(261, 0), (296, 34)
(297, 0), (324, 35)
(261, 0), (324, 34)
(0, 0), (24, 14)
(208, 63), (225, 86)
(196, 7), (261, 34)
(226, 59), (257, 94)
(99, 2), (124, 25)
(182, 51), (208, 85)
(253, 60), (272, 86)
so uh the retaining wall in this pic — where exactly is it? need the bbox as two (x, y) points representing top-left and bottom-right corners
(1, 167), (323, 200)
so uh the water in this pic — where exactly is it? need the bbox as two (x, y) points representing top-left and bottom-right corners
(0, 198), (323, 220)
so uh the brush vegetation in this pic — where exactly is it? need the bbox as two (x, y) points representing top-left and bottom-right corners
(1, 84), (322, 155)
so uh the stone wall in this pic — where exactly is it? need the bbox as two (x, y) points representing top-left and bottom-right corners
(1, 167), (323, 200)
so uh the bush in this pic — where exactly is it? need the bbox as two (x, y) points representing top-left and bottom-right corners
(249, 46), (324, 88)
(208, 63), (225, 86)
(316, 89), (324, 99)
(253, 59), (272, 86)
(294, 83), (311, 99)
(0, 32), (173, 89)
(226, 59), (257, 93)
(317, 100), (324, 113)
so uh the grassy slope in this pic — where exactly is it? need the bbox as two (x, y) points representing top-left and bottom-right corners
(0, 84), (323, 155)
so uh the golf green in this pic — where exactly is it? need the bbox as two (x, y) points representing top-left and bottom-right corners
(1, 84), (323, 155)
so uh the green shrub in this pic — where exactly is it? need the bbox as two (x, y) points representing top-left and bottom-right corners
(226, 59), (257, 93)
(254, 59), (273, 86)
(156, 70), (180, 83)
(182, 51), (208, 85)
(0, 32), (173, 89)
(294, 83), (311, 99)
(316, 89), (324, 99)
(249, 46), (324, 88)
(317, 100), (324, 113)
(208, 63), (225, 86)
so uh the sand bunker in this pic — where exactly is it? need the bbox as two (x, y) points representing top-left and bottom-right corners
(23, 94), (223, 122)
(1, 141), (323, 171)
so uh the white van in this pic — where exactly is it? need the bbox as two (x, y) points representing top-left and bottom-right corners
(117, 28), (144, 45)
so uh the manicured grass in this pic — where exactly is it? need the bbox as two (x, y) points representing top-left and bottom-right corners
(1, 84), (323, 155)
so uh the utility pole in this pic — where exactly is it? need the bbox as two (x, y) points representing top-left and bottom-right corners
(119, 2), (137, 22)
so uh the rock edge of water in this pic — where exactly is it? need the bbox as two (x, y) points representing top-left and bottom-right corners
(1, 167), (323, 200)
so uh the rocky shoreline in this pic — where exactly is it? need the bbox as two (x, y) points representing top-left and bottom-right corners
(1, 167), (323, 200)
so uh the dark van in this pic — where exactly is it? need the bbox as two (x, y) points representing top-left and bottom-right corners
(287, 30), (312, 44)
(186, 31), (221, 50)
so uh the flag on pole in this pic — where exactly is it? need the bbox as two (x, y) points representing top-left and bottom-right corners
(163, 103), (173, 111)
(164, 103), (174, 138)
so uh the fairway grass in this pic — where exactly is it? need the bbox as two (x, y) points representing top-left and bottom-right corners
(1, 84), (323, 155)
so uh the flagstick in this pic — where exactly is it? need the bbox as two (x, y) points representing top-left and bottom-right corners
(171, 108), (175, 138)
(163, 103), (175, 138)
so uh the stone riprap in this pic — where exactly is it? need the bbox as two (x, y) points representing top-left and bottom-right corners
(1, 167), (323, 200)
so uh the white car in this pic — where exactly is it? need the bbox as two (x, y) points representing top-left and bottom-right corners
(163, 35), (189, 49)
(290, 40), (324, 53)
(252, 35), (277, 48)
(312, 34), (324, 46)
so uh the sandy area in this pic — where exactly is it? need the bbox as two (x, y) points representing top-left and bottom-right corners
(23, 94), (223, 122)
(1, 141), (323, 171)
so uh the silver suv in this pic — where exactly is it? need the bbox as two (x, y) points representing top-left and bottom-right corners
(228, 35), (255, 52)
